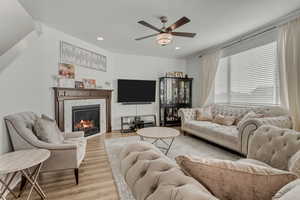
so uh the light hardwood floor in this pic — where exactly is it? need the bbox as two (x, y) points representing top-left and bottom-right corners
(7, 131), (137, 200)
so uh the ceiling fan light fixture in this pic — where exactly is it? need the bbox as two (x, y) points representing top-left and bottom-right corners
(156, 33), (172, 46)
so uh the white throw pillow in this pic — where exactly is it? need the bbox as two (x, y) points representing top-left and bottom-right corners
(196, 107), (213, 121)
(213, 114), (236, 126)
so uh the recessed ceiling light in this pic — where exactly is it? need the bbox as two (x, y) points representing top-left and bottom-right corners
(175, 47), (181, 50)
(97, 36), (104, 41)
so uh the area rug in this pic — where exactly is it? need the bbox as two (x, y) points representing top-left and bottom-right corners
(105, 135), (241, 200)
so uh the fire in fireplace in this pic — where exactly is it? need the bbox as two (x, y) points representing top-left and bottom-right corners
(72, 105), (100, 137)
(74, 120), (95, 130)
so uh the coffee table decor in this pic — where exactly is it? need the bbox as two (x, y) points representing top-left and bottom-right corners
(137, 127), (180, 155)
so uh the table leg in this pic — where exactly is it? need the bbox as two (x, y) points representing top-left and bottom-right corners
(0, 172), (18, 199)
(21, 163), (46, 200)
(151, 138), (159, 144)
(18, 165), (40, 197)
(164, 138), (175, 155)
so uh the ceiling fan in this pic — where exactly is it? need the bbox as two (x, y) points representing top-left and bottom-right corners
(135, 16), (196, 46)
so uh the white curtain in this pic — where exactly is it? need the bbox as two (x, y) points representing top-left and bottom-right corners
(199, 50), (221, 107)
(278, 17), (300, 131)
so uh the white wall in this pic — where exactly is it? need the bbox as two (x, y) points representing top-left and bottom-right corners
(186, 56), (201, 107)
(0, 24), (187, 155)
(111, 53), (186, 129)
(0, 31), (43, 154)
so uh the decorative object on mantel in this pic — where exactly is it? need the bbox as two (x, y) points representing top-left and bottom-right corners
(53, 75), (75, 88)
(59, 63), (75, 79)
(75, 81), (84, 88)
(82, 78), (96, 88)
(166, 71), (185, 78)
(60, 41), (107, 72)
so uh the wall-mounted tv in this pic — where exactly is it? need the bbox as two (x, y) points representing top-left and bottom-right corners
(117, 79), (156, 103)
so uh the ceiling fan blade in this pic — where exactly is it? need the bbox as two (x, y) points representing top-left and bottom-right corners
(138, 21), (162, 32)
(167, 17), (191, 31)
(135, 33), (160, 41)
(171, 32), (196, 38)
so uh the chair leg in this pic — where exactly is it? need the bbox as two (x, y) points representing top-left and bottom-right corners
(74, 169), (79, 185)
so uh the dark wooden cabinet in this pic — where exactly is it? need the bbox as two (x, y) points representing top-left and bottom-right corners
(159, 77), (193, 126)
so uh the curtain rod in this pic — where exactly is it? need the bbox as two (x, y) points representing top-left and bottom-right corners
(221, 26), (277, 50)
(198, 25), (277, 58)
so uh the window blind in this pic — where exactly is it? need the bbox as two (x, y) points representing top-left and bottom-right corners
(215, 42), (279, 105)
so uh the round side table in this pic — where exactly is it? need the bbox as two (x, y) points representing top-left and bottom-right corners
(0, 149), (50, 200)
(137, 127), (180, 155)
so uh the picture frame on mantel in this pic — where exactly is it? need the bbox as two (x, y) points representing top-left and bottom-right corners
(60, 41), (107, 72)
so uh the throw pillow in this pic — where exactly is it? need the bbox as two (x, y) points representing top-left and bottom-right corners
(34, 117), (64, 144)
(176, 155), (297, 200)
(237, 111), (264, 129)
(41, 114), (64, 141)
(196, 107), (213, 121)
(212, 114), (236, 126)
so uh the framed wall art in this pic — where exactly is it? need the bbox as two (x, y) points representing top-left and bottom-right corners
(59, 63), (75, 79)
(60, 41), (107, 72)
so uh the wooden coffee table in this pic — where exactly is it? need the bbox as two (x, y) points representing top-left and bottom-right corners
(137, 127), (180, 155)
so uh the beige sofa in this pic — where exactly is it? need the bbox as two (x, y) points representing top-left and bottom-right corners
(119, 125), (300, 200)
(179, 104), (292, 155)
(4, 112), (87, 184)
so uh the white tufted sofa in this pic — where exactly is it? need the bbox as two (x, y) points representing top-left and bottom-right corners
(119, 126), (300, 200)
(119, 142), (218, 200)
(179, 104), (292, 155)
(246, 125), (300, 173)
(243, 125), (300, 200)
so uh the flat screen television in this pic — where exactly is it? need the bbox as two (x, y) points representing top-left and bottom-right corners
(118, 79), (156, 103)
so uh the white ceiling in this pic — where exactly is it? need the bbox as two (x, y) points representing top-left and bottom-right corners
(19, 0), (300, 58)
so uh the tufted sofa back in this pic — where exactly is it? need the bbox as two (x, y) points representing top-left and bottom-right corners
(4, 112), (40, 151)
(208, 104), (289, 121)
(119, 142), (218, 200)
(248, 125), (300, 171)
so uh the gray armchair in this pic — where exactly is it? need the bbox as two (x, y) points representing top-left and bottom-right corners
(4, 112), (87, 184)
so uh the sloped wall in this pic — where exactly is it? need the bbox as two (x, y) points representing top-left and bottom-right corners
(0, 0), (34, 57)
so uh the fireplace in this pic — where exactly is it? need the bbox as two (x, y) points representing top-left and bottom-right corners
(72, 104), (100, 137)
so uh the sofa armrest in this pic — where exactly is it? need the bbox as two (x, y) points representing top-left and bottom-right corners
(32, 139), (78, 150)
(238, 116), (292, 155)
(42, 147), (78, 171)
(63, 131), (84, 139)
(178, 108), (197, 124)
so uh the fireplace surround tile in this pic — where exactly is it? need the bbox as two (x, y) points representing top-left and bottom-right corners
(64, 99), (106, 134)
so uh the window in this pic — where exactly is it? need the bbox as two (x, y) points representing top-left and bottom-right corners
(215, 42), (279, 105)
